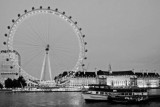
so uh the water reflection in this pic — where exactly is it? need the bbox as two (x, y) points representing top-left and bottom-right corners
(0, 91), (160, 107)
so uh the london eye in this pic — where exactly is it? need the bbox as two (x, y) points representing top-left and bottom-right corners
(3, 6), (87, 83)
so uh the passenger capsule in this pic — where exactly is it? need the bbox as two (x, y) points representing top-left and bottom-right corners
(18, 14), (20, 17)
(62, 12), (65, 15)
(24, 10), (27, 13)
(6, 58), (9, 61)
(4, 34), (7, 37)
(32, 7), (35, 10)
(3, 42), (6, 45)
(69, 16), (72, 19)
(10, 66), (13, 69)
(75, 22), (78, 25)
(79, 28), (82, 31)
(7, 26), (10, 29)
(12, 19), (15, 23)
(55, 8), (58, 11)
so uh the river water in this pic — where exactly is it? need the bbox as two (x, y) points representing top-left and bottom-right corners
(0, 89), (160, 107)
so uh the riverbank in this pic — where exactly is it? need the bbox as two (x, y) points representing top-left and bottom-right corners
(1, 87), (160, 93)
(0, 87), (82, 92)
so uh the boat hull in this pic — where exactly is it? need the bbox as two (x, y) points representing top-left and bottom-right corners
(82, 93), (108, 102)
(109, 96), (149, 104)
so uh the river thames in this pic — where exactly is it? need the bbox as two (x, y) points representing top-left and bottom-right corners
(0, 89), (160, 107)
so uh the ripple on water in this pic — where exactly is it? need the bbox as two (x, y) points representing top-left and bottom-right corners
(0, 92), (160, 107)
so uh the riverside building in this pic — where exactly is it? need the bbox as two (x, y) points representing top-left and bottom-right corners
(97, 70), (160, 88)
(56, 70), (160, 88)
(0, 50), (20, 83)
(69, 71), (97, 88)
(135, 72), (159, 88)
(97, 70), (137, 87)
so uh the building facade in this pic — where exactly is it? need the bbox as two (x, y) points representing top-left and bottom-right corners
(0, 50), (20, 83)
(135, 72), (159, 88)
(97, 70), (160, 88)
(58, 70), (160, 88)
(97, 70), (137, 88)
(69, 71), (97, 87)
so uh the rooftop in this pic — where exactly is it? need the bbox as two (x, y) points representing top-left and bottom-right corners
(111, 70), (134, 75)
(75, 71), (96, 77)
(97, 70), (109, 75)
(134, 72), (159, 77)
(97, 70), (135, 76)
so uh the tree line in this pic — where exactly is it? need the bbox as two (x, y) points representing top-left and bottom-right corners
(0, 83), (3, 88)
(4, 76), (27, 88)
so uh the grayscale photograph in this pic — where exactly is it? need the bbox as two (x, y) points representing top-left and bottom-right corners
(0, 0), (160, 107)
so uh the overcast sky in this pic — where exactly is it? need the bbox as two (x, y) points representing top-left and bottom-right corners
(0, 0), (160, 77)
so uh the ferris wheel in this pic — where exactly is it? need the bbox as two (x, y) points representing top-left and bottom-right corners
(3, 6), (87, 81)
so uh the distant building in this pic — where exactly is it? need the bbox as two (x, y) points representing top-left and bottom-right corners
(55, 70), (160, 88)
(69, 71), (97, 87)
(97, 70), (137, 88)
(0, 50), (21, 83)
(55, 71), (98, 88)
(135, 72), (159, 88)
(97, 70), (109, 85)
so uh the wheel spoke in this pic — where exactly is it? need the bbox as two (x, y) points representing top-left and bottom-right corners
(6, 8), (86, 81)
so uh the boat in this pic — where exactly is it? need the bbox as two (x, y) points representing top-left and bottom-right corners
(108, 88), (149, 104)
(82, 84), (112, 102)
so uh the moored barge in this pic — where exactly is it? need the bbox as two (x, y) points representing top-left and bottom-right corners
(108, 88), (149, 103)
(82, 84), (112, 102)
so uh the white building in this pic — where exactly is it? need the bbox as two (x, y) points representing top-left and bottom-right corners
(56, 71), (98, 88)
(55, 70), (160, 88)
(97, 70), (136, 88)
(0, 50), (20, 83)
(97, 70), (160, 88)
(135, 72), (159, 88)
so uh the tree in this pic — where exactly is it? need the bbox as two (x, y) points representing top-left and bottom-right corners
(4, 76), (27, 88)
(5, 78), (13, 88)
(12, 79), (19, 88)
(0, 83), (3, 89)
(18, 76), (27, 87)
(62, 71), (68, 77)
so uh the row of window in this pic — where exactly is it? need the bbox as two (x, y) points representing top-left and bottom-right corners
(0, 73), (18, 75)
